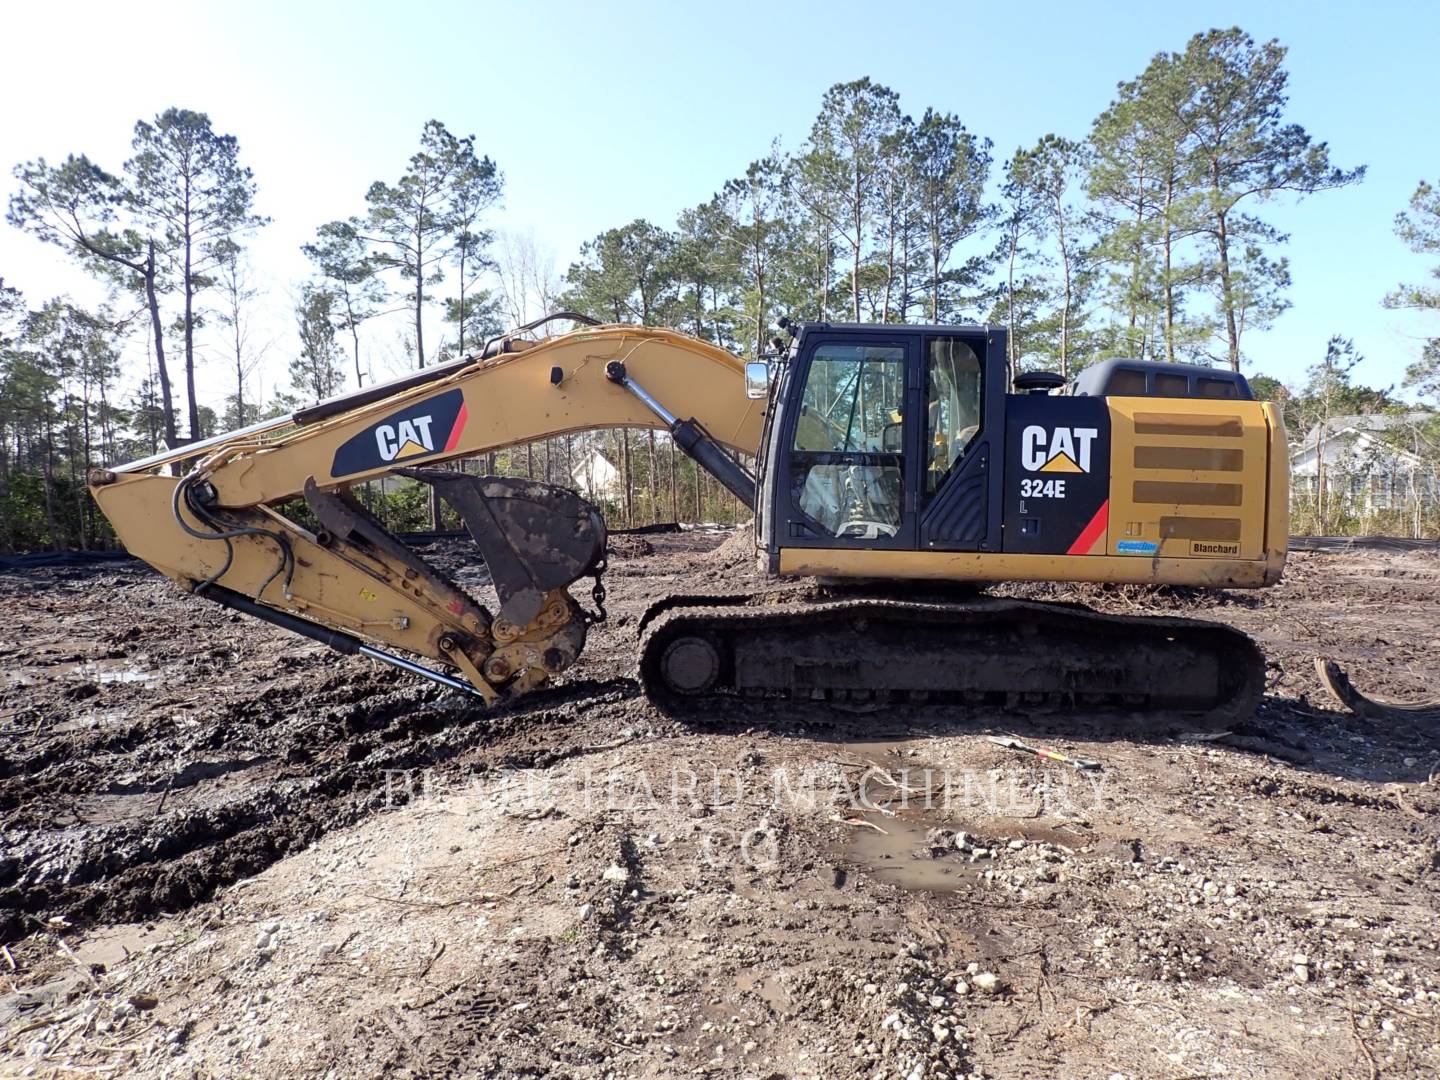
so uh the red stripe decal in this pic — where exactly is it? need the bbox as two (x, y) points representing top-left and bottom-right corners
(1066, 499), (1109, 556)
(443, 401), (469, 452)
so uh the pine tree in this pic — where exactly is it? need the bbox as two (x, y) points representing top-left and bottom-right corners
(907, 109), (993, 322)
(361, 120), (501, 367)
(304, 219), (384, 388)
(796, 79), (904, 322)
(1168, 30), (1364, 369)
(9, 155), (177, 446)
(1008, 136), (1092, 379)
(1384, 179), (1440, 401)
(127, 108), (266, 438)
(288, 285), (346, 405)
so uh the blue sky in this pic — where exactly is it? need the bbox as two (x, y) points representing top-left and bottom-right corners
(1, 0), (1436, 404)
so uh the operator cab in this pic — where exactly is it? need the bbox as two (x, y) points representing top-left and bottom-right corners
(758, 322), (1003, 562)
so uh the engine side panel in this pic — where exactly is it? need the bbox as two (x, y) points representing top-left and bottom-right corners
(1104, 396), (1273, 562)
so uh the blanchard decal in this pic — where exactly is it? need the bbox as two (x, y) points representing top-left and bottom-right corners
(1020, 424), (1099, 473)
(1191, 539), (1240, 557)
(330, 389), (468, 477)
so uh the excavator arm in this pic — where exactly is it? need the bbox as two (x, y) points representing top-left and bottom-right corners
(88, 320), (766, 704)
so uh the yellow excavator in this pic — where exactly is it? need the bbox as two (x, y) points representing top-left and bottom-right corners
(88, 314), (1288, 728)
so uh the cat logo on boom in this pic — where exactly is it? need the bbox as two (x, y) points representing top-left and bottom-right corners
(376, 415), (435, 461)
(1020, 425), (1099, 474)
(330, 388), (469, 477)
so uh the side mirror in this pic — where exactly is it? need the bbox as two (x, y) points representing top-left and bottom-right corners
(744, 360), (770, 400)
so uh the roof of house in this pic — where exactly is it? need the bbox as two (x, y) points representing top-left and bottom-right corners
(1296, 412), (1435, 450)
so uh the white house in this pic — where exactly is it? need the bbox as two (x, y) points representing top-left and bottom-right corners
(572, 448), (621, 500)
(1290, 412), (1437, 511)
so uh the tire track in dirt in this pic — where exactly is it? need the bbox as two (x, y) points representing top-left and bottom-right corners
(0, 534), (720, 944)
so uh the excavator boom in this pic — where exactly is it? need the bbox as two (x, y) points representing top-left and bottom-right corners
(90, 320), (764, 703)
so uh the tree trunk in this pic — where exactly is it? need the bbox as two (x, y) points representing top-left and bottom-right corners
(414, 232), (427, 369)
(183, 192), (200, 440)
(930, 217), (941, 322)
(668, 437), (678, 522)
(348, 290), (364, 388)
(851, 161), (863, 321)
(0, 440), (10, 550)
(43, 417), (59, 551)
(1211, 166), (1240, 371)
(457, 246), (468, 355)
(882, 196), (895, 322)
(1216, 207), (1240, 371)
(145, 241), (178, 449)
(1162, 175), (1176, 364)
(620, 428), (634, 528)
(1128, 167), (1145, 353)
(79, 378), (92, 549)
(646, 429), (659, 522)
(98, 371), (114, 476)
(1005, 234), (1018, 388)
(817, 231), (829, 320)
(234, 331), (246, 426)
(1056, 193), (1072, 382)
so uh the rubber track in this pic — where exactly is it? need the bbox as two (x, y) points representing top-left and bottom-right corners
(637, 595), (1266, 733)
(636, 591), (767, 639)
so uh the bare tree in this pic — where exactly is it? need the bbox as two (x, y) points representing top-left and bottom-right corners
(212, 241), (268, 427)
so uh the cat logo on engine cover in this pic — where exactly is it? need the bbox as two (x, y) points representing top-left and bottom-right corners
(330, 389), (469, 477)
(1020, 425), (1099, 473)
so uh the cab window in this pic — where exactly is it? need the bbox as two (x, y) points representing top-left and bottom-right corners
(925, 337), (982, 497)
(792, 344), (906, 453)
(790, 343), (904, 539)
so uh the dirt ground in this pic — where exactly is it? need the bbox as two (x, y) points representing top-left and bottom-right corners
(1, 529), (1438, 1079)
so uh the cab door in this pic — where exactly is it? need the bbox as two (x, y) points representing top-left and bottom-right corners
(775, 332), (921, 551)
(917, 330), (1006, 552)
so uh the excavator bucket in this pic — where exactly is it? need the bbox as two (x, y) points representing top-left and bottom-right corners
(296, 470), (607, 699)
(401, 470), (607, 628)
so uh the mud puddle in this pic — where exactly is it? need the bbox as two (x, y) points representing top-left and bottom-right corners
(6, 656), (159, 691)
(832, 736), (1098, 892)
(833, 738), (977, 892)
(835, 812), (975, 892)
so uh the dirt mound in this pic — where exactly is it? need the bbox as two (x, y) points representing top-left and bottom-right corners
(703, 522), (756, 568)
